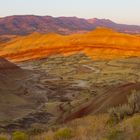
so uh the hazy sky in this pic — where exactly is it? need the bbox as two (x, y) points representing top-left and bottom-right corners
(0, 0), (140, 25)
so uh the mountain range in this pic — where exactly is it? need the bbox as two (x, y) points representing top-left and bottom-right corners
(0, 15), (140, 35)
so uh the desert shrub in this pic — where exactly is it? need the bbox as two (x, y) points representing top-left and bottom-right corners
(106, 128), (123, 140)
(12, 131), (29, 140)
(108, 90), (140, 123)
(108, 104), (132, 124)
(54, 128), (74, 140)
(27, 127), (45, 136)
(131, 115), (140, 130)
(46, 137), (53, 140)
(108, 108), (119, 125)
(134, 131), (140, 140)
(128, 90), (140, 114)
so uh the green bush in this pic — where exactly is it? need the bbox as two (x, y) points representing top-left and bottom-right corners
(0, 136), (7, 140)
(54, 128), (74, 140)
(134, 131), (140, 140)
(131, 116), (140, 130)
(45, 137), (53, 140)
(12, 131), (29, 140)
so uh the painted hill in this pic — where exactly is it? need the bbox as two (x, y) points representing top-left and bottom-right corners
(0, 28), (140, 62)
(0, 15), (140, 35)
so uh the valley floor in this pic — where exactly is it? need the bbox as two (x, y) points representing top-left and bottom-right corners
(0, 54), (140, 140)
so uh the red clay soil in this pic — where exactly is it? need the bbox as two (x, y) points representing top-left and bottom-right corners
(63, 83), (140, 122)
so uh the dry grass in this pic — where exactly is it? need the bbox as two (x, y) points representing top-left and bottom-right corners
(30, 114), (140, 140)
(30, 114), (109, 140)
(0, 134), (11, 140)
(1, 114), (140, 140)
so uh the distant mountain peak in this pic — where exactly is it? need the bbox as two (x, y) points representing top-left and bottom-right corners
(88, 18), (114, 24)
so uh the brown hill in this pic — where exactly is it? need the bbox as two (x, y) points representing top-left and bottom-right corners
(0, 57), (19, 70)
(0, 28), (140, 62)
(0, 15), (140, 35)
(0, 58), (52, 129)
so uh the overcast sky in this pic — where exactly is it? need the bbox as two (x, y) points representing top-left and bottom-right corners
(0, 0), (140, 25)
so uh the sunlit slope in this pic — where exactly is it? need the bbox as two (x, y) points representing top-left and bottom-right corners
(0, 28), (140, 62)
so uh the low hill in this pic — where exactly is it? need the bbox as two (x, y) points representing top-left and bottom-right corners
(0, 28), (140, 62)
